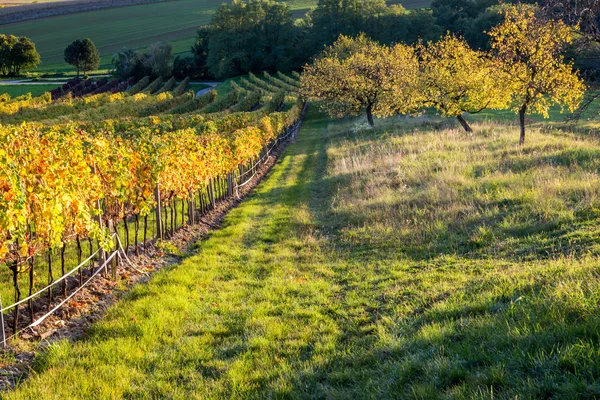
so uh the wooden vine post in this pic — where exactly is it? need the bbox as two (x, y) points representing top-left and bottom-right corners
(112, 230), (118, 281)
(154, 184), (163, 240)
(93, 163), (106, 272)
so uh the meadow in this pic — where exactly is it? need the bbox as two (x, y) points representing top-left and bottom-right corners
(1, 0), (432, 73)
(4, 105), (600, 398)
(1, 0), (223, 72)
(0, 84), (61, 97)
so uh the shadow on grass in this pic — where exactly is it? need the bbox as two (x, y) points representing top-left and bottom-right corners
(14, 109), (600, 400)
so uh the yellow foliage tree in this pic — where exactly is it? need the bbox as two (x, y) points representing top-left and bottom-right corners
(418, 34), (511, 132)
(489, 5), (585, 145)
(300, 34), (420, 126)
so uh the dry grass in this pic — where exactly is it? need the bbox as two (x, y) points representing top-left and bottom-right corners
(328, 117), (600, 261)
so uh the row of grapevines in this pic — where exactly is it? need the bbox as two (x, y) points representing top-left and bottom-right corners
(166, 89), (218, 114)
(229, 91), (261, 112)
(248, 72), (281, 93)
(264, 72), (298, 93)
(127, 76), (151, 95)
(140, 91), (195, 117)
(0, 92), (52, 116)
(172, 78), (190, 96)
(142, 77), (164, 94)
(197, 86), (242, 114)
(156, 77), (177, 94)
(0, 76), (141, 123)
(276, 71), (300, 87)
(0, 98), (305, 267)
(2, 81), (193, 125)
(239, 77), (267, 95)
(48, 92), (180, 123)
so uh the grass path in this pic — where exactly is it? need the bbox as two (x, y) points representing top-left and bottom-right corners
(5, 107), (338, 398)
(6, 109), (600, 399)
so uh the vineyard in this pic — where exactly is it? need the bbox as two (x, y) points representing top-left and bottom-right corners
(0, 72), (306, 344)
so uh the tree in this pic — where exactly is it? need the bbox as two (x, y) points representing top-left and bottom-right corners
(308, 0), (387, 48)
(64, 38), (100, 77)
(0, 35), (40, 76)
(112, 42), (172, 80)
(191, 26), (211, 77)
(141, 41), (172, 78)
(489, 5), (585, 145)
(206, 0), (296, 79)
(301, 34), (420, 126)
(541, 0), (600, 44)
(418, 34), (510, 132)
(464, 4), (508, 50)
(172, 56), (195, 79)
(0, 35), (16, 76)
(112, 47), (138, 79)
(10, 37), (41, 75)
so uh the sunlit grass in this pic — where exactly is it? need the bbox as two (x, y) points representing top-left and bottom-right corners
(0, 84), (61, 98)
(5, 109), (600, 399)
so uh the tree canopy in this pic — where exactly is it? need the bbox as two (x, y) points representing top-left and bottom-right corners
(64, 38), (100, 77)
(112, 42), (173, 80)
(418, 34), (510, 132)
(205, 0), (296, 79)
(0, 35), (41, 76)
(489, 4), (586, 144)
(300, 3), (585, 143)
(301, 34), (420, 126)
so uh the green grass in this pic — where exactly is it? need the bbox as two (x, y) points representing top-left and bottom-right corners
(4, 107), (600, 398)
(390, 0), (432, 7)
(0, 84), (60, 98)
(187, 82), (210, 94)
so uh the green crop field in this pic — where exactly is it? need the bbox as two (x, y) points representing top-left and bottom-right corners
(5, 105), (600, 398)
(1, 0), (225, 72)
(0, 84), (61, 97)
(1, 0), (431, 73)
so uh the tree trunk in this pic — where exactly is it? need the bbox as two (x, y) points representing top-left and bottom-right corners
(456, 114), (473, 133)
(366, 105), (374, 127)
(519, 105), (527, 146)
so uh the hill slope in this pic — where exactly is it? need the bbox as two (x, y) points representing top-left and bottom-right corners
(6, 108), (600, 399)
(2, 0), (432, 73)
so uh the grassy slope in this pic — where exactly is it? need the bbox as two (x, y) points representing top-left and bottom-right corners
(2, 0), (222, 72)
(5, 108), (600, 399)
(0, 84), (60, 97)
(2, 0), (431, 73)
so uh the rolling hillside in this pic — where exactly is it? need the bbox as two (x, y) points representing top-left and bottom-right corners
(1, 0), (432, 73)
(4, 107), (600, 399)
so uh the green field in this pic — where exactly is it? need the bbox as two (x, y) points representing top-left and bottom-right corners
(0, 84), (61, 98)
(1, 0), (224, 72)
(5, 106), (600, 398)
(0, 0), (312, 73)
(1, 0), (432, 73)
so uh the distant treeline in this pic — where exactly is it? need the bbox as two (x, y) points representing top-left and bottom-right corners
(168, 0), (556, 80)
(0, 0), (173, 25)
